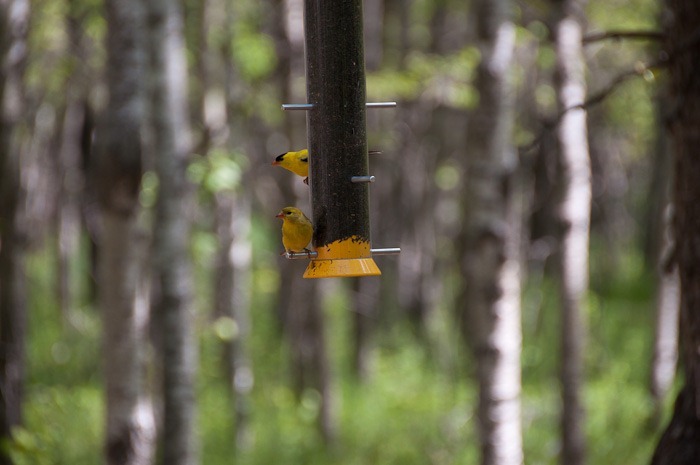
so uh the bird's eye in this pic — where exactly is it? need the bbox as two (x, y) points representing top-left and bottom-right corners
(285, 211), (291, 215)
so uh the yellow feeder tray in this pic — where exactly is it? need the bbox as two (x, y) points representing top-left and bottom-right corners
(304, 236), (381, 278)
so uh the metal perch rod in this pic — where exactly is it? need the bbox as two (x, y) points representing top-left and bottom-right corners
(365, 102), (397, 108)
(370, 247), (401, 255)
(282, 102), (397, 110)
(285, 247), (401, 260)
(351, 175), (375, 183)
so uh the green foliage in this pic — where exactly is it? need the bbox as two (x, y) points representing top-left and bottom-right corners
(367, 47), (480, 108)
(232, 31), (278, 82)
(10, 246), (102, 465)
(587, 0), (659, 30)
(8, 387), (102, 465)
(187, 149), (245, 194)
(602, 77), (657, 156)
(17, 235), (668, 465)
(15, 0), (670, 462)
(520, 247), (659, 465)
(139, 171), (159, 209)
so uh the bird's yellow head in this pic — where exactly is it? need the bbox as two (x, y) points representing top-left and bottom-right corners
(276, 207), (305, 222)
(271, 150), (309, 179)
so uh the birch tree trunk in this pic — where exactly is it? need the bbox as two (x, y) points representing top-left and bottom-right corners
(458, 1), (523, 464)
(0, 1), (29, 463)
(95, 1), (156, 464)
(651, 1), (700, 462)
(220, 0), (254, 449)
(552, 1), (590, 464)
(650, 204), (679, 425)
(147, 0), (198, 462)
(648, 98), (679, 426)
(213, 191), (253, 450)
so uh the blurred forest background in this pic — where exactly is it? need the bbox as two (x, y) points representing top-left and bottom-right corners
(0, 0), (691, 464)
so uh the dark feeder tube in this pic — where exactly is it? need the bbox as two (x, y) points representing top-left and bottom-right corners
(302, 0), (380, 278)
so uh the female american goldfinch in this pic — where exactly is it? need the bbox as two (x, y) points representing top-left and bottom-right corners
(272, 149), (381, 185)
(276, 207), (313, 254)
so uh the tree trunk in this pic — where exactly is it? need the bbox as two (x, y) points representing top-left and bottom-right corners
(95, 0), (156, 464)
(458, 1), (523, 464)
(647, 96), (679, 426)
(56, 0), (92, 321)
(99, 216), (155, 465)
(363, 0), (384, 71)
(650, 204), (679, 426)
(552, 2), (590, 465)
(396, 100), (439, 335)
(350, 277), (380, 381)
(383, 0), (410, 69)
(147, 0), (198, 462)
(287, 280), (335, 443)
(649, 102), (679, 424)
(214, 191), (254, 451)
(219, 0), (255, 449)
(0, 1), (29, 463)
(651, 1), (700, 463)
(57, 100), (87, 322)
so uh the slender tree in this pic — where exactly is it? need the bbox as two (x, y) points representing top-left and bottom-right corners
(0, 1), (29, 463)
(458, 0), (523, 464)
(287, 280), (335, 442)
(217, 0), (255, 449)
(56, 0), (93, 320)
(648, 98), (679, 424)
(551, 1), (591, 465)
(651, 1), (700, 463)
(650, 203), (679, 425)
(350, 277), (380, 381)
(94, 0), (156, 463)
(147, 0), (198, 462)
(396, 99), (441, 335)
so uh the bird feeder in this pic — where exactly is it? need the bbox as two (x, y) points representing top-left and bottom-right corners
(282, 0), (399, 278)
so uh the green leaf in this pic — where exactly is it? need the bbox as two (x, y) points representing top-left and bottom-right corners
(233, 32), (278, 81)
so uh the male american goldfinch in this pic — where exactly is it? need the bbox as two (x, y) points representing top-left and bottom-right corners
(272, 150), (309, 184)
(272, 149), (382, 185)
(276, 207), (313, 254)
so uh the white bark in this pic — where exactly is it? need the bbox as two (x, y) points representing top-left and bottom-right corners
(554, 5), (590, 465)
(651, 205), (680, 421)
(461, 1), (523, 464)
(651, 268), (680, 403)
(101, 215), (155, 465)
(228, 194), (254, 449)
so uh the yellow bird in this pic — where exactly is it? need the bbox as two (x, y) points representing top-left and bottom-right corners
(272, 149), (381, 185)
(272, 149), (309, 184)
(276, 207), (313, 255)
